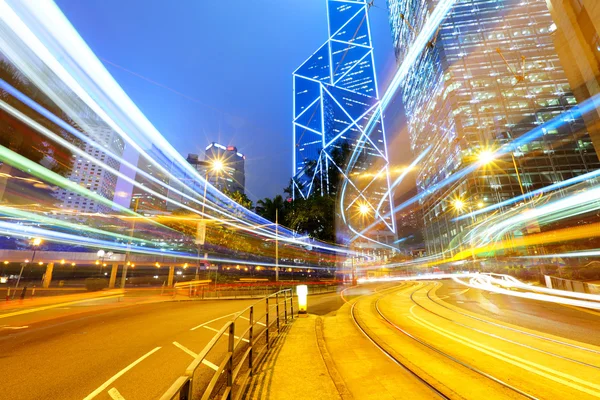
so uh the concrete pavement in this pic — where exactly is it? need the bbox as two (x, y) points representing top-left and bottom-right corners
(249, 280), (600, 400)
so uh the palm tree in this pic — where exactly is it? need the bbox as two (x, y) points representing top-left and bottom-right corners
(255, 195), (286, 223)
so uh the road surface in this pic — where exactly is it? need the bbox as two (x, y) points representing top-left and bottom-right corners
(350, 280), (600, 399)
(0, 290), (344, 400)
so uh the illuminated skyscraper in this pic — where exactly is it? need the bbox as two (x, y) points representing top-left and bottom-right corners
(387, 0), (600, 255)
(293, 0), (396, 246)
(55, 118), (124, 214)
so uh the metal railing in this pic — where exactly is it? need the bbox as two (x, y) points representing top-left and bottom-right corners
(160, 288), (295, 400)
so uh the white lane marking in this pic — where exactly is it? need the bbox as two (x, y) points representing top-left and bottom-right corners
(202, 325), (249, 343)
(0, 293), (123, 320)
(0, 325), (29, 330)
(239, 316), (266, 326)
(172, 342), (219, 371)
(82, 347), (161, 400)
(108, 388), (126, 400)
(450, 288), (470, 296)
(190, 312), (237, 331)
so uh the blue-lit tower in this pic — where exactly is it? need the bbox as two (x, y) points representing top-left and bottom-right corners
(293, 0), (396, 248)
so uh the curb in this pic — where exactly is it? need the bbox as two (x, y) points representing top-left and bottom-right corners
(315, 316), (353, 400)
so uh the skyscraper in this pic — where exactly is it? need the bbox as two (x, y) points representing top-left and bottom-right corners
(55, 118), (124, 214)
(387, 0), (600, 255)
(130, 144), (171, 213)
(545, 0), (600, 158)
(293, 0), (396, 246)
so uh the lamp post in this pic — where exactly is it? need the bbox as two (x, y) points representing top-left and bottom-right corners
(97, 250), (111, 276)
(275, 209), (279, 282)
(197, 159), (224, 281)
(14, 237), (42, 295)
(121, 198), (139, 289)
(353, 203), (370, 285)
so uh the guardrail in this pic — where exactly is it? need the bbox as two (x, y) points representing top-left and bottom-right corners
(173, 282), (339, 300)
(160, 288), (295, 400)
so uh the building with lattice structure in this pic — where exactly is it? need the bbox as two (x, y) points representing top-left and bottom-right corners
(293, 0), (396, 250)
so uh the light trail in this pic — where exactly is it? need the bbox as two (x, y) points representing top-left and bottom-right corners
(453, 274), (600, 309)
(0, 0), (352, 254)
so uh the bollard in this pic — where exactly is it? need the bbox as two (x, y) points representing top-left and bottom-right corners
(297, 285), (308, 315)
(6, 287), (10, 301)
(20, 285), (27, 300)
(161, 281), (165, 296)
(31, 285), (36, 298)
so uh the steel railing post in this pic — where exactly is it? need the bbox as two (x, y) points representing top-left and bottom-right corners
(249, 306), (254, 375)
(284, 291), (288, 322)
(227, 322), (234, 400)
(290, 289), (294, 319)
(276, 292), (280, 333)
(265, 297), (270, 349)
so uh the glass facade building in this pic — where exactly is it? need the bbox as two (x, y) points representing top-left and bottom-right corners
(387, 0), (600, 255)
(293, 0), (396, 245)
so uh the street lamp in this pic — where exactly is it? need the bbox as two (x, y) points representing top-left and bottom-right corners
(13, 237), (42, 297)
(452, 199), (465, 212)
(477, 149), (496, 165)
(196, 158), (226, 280)
(358, 203), (370, 216)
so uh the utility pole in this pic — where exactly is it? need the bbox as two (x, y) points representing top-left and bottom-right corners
(121, 198), (139, 289)
(275, 209), (279, 282)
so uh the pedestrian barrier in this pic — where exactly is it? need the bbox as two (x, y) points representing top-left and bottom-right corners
(160, 288), (295, 400)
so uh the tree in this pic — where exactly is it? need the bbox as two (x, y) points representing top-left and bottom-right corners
(255, 195), (287, 223)
(285, 195), (336, 242)
(222, 189), (253, 210)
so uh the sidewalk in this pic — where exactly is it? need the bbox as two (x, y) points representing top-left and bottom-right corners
(245, 301), (441, 400)
(244, 314), (348, 400)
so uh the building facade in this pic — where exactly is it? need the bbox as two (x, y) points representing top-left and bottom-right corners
(387, 0), (600, 255)
(545, 0), (600, 158)
(293, 0), (396, 248)
(55, 119), (124, 214)
(130, 145), (171, 213)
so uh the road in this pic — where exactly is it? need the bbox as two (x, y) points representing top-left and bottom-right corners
(0, 290), (344, 400)
(350, 279), (600, 399)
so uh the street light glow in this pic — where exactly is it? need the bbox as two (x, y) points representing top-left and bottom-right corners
(358, 203), (370, 215)
(477, 149), (495, 165)
(453, 199), (465, 211)
(212, 159), (224, 172)
(32, 237), (42, 246)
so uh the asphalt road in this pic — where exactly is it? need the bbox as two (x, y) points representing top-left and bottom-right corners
(351, 280), (600, 400)
(0, 290), (346, 400)
(436, 279), (600, 346)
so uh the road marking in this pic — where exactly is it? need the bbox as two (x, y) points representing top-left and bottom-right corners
(190, 312), (237, 331)
(82, 347), (161, 400)
(0, 325), (28, 330)
(450, 288), (470, 296)
(408, 309), (600, 397)
(202, 325), (249, 343)
(239, 316), (266, 326)
(172, 341), (218, 371)
(0, 294), (123, 320)
(107, 388), (126, 400)
(563, 304), (600, 318)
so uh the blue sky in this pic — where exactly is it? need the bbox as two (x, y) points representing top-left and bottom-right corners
(55, 0), (409, 201)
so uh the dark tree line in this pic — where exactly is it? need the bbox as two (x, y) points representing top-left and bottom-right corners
(255, 143), (352, 243)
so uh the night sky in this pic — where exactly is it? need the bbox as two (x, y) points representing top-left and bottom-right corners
(54, 0), (412, 202)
